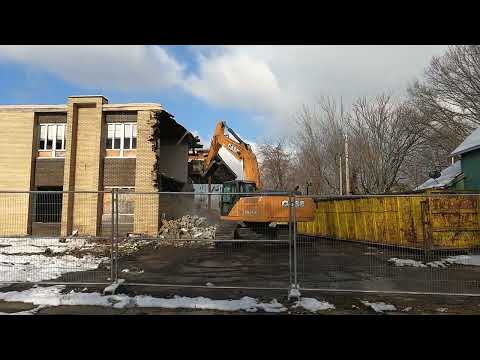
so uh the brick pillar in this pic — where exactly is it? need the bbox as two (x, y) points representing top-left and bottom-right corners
(61, 96), (107, 236)
(134, 110), (160, 235)
(0, 111), (35, 236)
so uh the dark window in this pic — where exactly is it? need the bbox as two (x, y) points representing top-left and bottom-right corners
(34, 187), (63, 223)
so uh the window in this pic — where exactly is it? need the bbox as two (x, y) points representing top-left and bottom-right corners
(106, 123), (137, 156)
(39, 124), (66, 156)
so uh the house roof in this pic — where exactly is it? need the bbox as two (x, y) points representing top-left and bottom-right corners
(415, 160), (462, 191)
(451, 127), (480, 156)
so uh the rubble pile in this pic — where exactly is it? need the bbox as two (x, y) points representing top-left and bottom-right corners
(159, 215), (216, 240)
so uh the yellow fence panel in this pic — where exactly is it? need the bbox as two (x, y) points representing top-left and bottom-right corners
(298, 194), (480, 250)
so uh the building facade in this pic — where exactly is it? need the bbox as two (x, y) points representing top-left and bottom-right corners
(0, 95), (196, 237)
(416, 127), (480, 192)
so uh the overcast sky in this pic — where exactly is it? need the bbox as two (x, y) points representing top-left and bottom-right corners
(0, 45), (448, 177)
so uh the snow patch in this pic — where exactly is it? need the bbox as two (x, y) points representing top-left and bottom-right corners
(389, 258), (426, 268)
(0, 305), (46, 315)
(361, 301), (396, 313)
(293, 298), (335, 312)
(444, 255), (480, 266)
(0, 237), (106, 283)
(0, 286), (288, 313)
(389, 255), (480, 269)
(0, 253), (107, 282)
(0, 237), (94, 255)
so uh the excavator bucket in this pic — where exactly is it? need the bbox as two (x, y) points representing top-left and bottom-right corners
(203, 159), (220, 178)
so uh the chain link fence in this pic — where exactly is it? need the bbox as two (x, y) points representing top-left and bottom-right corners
(0, 190), (479, 297)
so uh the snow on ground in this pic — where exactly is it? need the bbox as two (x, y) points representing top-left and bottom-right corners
(0, 285), (288, 313)
(0, 254), (106, 282)
(444, 255), (480, 266)
(389, 255), (480, 269)
(0, 305), (46, 315)
(361, 301), (396, 313)
(0, 237), (106, 283)
(293, 298), (335, 312)
(388, 258), (427, 268)
(0, 237), (94, 255)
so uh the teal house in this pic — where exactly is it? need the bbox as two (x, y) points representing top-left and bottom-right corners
(417, 127), (480, 191)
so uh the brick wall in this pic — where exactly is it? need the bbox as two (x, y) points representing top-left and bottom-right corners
(103, 158), (136, 187)
(105, 111), (137, 123)
(34, 159), (65, 187)
(0, 111), (35, 235)
(134, 110), (159, 235)
(37, 113), (67, 124)
(61, 96), (106, 236)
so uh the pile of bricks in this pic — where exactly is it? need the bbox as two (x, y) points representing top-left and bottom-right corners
(159, 215), (217, 240)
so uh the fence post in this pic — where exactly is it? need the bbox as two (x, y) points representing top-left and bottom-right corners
(288, 192), (301, 300)
(288, 193), (293, 286)
(110, 188), (116, 283)
(115, 188), (119, 282)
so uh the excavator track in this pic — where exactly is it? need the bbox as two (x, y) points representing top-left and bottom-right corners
(215, 220), (290, 248)
(214, 220), (239, 241)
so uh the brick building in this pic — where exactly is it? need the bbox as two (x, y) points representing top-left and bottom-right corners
(0, 95), (197, 237)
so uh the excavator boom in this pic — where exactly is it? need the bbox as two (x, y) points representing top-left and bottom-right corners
(203, 121), (262, 189)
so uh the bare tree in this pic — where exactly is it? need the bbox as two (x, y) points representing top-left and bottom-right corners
(257, 137), (296, 191)
(292, 97), (346, 195)
(408, 45), (480, 153)
(346, 94), (425, 193)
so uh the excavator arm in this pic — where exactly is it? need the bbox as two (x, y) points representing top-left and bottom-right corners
(203, 121), (262, 189)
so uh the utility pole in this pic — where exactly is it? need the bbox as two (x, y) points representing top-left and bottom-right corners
(344, 133), (350, 195)
(340, 96), (351, 195)
(338, 154), (343, 195)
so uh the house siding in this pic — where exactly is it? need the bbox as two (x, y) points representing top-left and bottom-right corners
(461, 149), (480, 190)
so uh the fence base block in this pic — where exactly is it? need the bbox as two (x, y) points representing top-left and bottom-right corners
(288, 284), (301, 300)
(103, 279), (125, 296)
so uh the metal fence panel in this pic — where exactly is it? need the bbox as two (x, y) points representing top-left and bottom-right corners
(1, 190), (479, 297)
(294, 194), (480, 295)
(0, 191), (112, 286)
(114, 191), (292, 289)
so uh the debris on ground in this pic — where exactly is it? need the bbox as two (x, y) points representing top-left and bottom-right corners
(402, 307), (413, 312)
(436, 307), (448, 313)
(159, 215), (216, 241)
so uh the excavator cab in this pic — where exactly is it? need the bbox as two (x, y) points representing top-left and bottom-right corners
(220, 180), (257, 216)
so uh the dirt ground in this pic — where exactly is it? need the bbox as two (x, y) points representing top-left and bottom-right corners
(1, 236), (480, 315)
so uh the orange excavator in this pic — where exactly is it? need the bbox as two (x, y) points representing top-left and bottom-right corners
(203, 121), (314, 240)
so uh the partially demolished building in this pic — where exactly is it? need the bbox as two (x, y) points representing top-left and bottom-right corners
(0, 95), (200, 237)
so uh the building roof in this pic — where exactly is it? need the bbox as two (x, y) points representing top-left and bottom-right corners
(0, 103), (163, 113)
(451, 127), (480, 156)
(103, 103), (162, 111)
(415, 160), (462, 191)
(0, 104), (67, 112)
